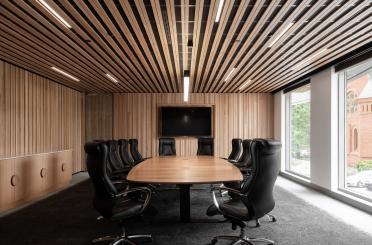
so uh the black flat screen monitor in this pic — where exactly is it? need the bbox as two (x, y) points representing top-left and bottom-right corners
(159, 106), (212, 137)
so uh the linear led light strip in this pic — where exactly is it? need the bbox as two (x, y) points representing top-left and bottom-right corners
(268, 22), (294, 48)
(51, 67), (80, 81)
(183, 70), (190, 102)
(106, 74), (119, 83)
(224, 67), (236, 82)
(292, 48), (328, 70)
(215, 0), (224, 22)
(239, 79), (252, 91)
(37, 0), (72, 29)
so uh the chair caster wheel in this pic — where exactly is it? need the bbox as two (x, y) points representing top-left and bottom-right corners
(211, 238), (217, 245)
(272, 217), (277, 222)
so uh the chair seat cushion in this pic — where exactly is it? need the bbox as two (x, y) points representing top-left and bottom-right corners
(207, 199), (249, 221)
(111, 198), (144, 220)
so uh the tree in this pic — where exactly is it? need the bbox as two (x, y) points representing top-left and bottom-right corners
(290, 102), (310, 154)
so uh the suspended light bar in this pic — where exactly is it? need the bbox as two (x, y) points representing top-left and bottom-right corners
(215, 0), (224, 22)
(224, 68), (236, 82)
(106, 73), (119, 83)
(268, 22), (294, 48)
(37, 0), (72, 29)
(292, 48), (328, 70)
(51, 67), (79, 81)
(183, 70), (190, 102)
(239, 79), (252, 91)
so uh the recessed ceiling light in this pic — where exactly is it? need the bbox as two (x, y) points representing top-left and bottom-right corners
(292, 48), (328, 70)
(51, 67), (79, 81)
(268, 22), (294, 48)
(106, 73), (119, 83)
(224, 68), (236, 82)
(37, 0), (72, 29)
(183, 70), (190, 102)
(215, 0), (224, 22)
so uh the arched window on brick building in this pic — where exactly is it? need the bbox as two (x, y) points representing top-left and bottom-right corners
(353, 128), (358, 151)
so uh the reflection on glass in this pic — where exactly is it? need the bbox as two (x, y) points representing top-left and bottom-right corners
(344, 59), (372, 198)
(288, 85), (311, 177)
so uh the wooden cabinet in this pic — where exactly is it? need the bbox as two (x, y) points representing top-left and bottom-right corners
(0, 150), (72, 213)
(0, 159), (14, 211)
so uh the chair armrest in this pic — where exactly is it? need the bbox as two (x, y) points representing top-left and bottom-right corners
(210, 187), (245, 214)
(115, 187), (152, 213)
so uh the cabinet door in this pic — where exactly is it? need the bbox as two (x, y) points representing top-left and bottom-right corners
(43, 153), (59, 192)
(56, 150), (72, 188)
(0, 159), (14, 211)
(14, 155), (44, 203)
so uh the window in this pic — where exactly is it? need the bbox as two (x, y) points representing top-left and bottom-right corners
(339, 58), (372, 200)
(353, 128), (358, 151)
(285, 84), (311, 178)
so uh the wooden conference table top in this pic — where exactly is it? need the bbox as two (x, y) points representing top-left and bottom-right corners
(127, 156), (243, 184)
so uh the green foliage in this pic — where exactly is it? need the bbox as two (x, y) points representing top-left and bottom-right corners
(357, 160), (372, 172)
(290, 102), (310, 153)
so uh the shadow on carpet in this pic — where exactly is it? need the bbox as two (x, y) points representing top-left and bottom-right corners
(0, 181), (371, 245)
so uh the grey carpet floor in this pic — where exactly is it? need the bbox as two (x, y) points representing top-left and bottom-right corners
(0, 180), (371, 245)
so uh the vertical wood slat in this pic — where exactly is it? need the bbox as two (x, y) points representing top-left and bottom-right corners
(0, 61), (85, 172)
(112, 93), (274, 158)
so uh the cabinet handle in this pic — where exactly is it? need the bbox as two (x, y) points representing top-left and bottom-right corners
(11, 175), (19, 187)
(61, 163), (66, 172)
(40, 168), (47, 178)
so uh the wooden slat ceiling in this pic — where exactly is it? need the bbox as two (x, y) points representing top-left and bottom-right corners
(0, 0), (371, 93)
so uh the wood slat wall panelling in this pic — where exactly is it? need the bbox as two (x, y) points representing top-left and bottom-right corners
(0, 61), (85, 172)
(113, 93), (273, 158)
(85, 94), (113, 142)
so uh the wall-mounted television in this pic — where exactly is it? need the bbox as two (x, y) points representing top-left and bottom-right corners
(159, 106), (212, 137)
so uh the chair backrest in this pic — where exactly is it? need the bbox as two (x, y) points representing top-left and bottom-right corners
(118, 139), (134, 166)
(106, 140), (125, 171)
(197, 137), (214, 156)
(159, 137), (176, 156)
(129, 138), (143, 162)
(228, 138), (242, 160)
(241, 139), (281, 219)
(85, 142), (118, 218)
(236, 139), (252, 167)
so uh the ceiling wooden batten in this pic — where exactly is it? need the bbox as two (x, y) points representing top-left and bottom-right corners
(0, 0), (370, 93)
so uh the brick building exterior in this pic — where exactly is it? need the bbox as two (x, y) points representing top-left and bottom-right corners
(346, 73), (372, 166)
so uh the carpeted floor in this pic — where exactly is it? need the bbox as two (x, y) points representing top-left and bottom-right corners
(0, 180), (371, 245)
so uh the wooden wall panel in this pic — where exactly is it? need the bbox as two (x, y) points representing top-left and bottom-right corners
(85, 94), (113, 142)
(113, 93), (274, 158)
(0, 61), (85, 172)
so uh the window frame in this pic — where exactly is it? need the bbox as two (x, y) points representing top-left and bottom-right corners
(338, 63), (372, 203)
(285, 84), (311, 180)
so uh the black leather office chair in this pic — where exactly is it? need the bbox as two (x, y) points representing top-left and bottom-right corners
(222, 138), (242, 161)
(229, 139), (253, 174)
(85, 142), (153, 245)
(197, 137), (214, 156)
(129, 138), (149, 163)
(118, 139), (135, 167)
(207, 139), (281, 245)
(106, 140), (131, 177)
(159, 137), (176, 156)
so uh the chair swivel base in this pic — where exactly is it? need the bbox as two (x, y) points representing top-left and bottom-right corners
(210, 227), (274, 245)
(92, 227), (152, 245)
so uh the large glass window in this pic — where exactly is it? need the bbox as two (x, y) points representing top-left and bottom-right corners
(339, 59), (372, 200)
(285, 84), (311, 178)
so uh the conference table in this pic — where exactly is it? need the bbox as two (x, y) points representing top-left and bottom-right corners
(127, 156), (243, 222)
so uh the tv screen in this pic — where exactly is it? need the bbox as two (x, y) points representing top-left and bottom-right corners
(160, 107), (212, 137)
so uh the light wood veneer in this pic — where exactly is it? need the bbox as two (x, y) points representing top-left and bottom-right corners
(127, 156), (243, 184)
